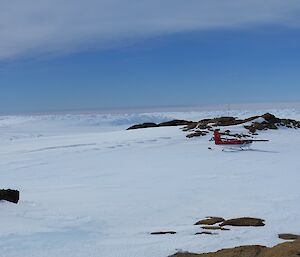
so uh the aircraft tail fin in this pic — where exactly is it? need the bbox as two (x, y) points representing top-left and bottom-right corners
(214, 130), (222, 144)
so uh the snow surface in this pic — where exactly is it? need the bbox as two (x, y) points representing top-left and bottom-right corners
(1, 109), (300, 257)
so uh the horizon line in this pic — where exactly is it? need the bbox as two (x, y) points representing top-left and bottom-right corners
(1, 101), (300, 116)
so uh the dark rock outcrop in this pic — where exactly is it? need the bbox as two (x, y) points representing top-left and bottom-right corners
(279, 234), (300, 240)
(182, 122), (199, 131)
(127, 123), (158, 130)
(201, 226), (230, 231)
(127, 113), (300, 136)
(194, 217), (224, 226)
(151, 231), (176, 235)
(186, 130), (208, 138)
(262, 113), (280, 123)
(245, 121), (278, 133)
(182, 112), (300, 135)
(158, 120), (193, 127)
(127, 120), (192, 130)
(169, 238), (300, 257)
(195, 231), (217, 236)
(170, 245), (266, 257)
(220, 217), (265, 227)
(210, 117), (243, 126)
(244, 113), (300, 133)
(0, 189), (19, 204)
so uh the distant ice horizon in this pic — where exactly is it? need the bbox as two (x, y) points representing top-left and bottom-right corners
(2, 101), (300, 116)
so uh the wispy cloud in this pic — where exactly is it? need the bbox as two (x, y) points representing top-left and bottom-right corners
(1, 0), (299, 60)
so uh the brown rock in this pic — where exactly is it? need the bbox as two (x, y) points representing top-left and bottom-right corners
(127, 123), (158, 130)
(253, 122), (267, 131)
(261, 113), (280, 123)
(279, 234), (300, 240)
(243, 115), (260, 123)
(151, 231), (176, 235)
(182, 122), (198, 131)
(170, 245), (266, 257)
(169, 238), (300, 257)
(186, 131), (208, 138)
(128, 119), (193, 130)
(201, 226), (230, 231)
(266, 123), (278, 130)
(220, 217), (265, 227)
(159, 120), (192, 127)
(194, 217), (225, 226)
(212, 117), (242, 126)
(195, 231), (217, 235)
(243, 113), (300, 133)
(245, 125), (257, 133)
(0, 189), (19, 204)
(127, 113), (300, 135)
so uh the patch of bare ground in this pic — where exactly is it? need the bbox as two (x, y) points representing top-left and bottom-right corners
(279, 234), (300, 240)
(220, 217), (265, 227)
(151, 231), (176, 235)
(195, 231), (218, 236)
(200, 226), (230, 231)
(169, 239), (300, 257)
(194, 217), (225, 226)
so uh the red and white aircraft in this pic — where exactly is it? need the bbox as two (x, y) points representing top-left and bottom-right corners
(213, 130), (268, 150)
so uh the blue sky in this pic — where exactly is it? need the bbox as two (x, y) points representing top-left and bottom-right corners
(0, 1), (300, 113)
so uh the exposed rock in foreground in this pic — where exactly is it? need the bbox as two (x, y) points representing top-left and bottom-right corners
(279, 234), (300, 240)
(201, 226), (230, 231)
(0, 189), (19, 204)
(220, 217), (265, 227)
(194, 217), (225, 226)
(151, 231), (176, 235)
(170, 238), (300, 257)
(186, 130), (209, 138)
(195, 231), (218, 236)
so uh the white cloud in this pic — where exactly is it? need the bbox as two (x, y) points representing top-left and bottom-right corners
(0, 0), (299, 59)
